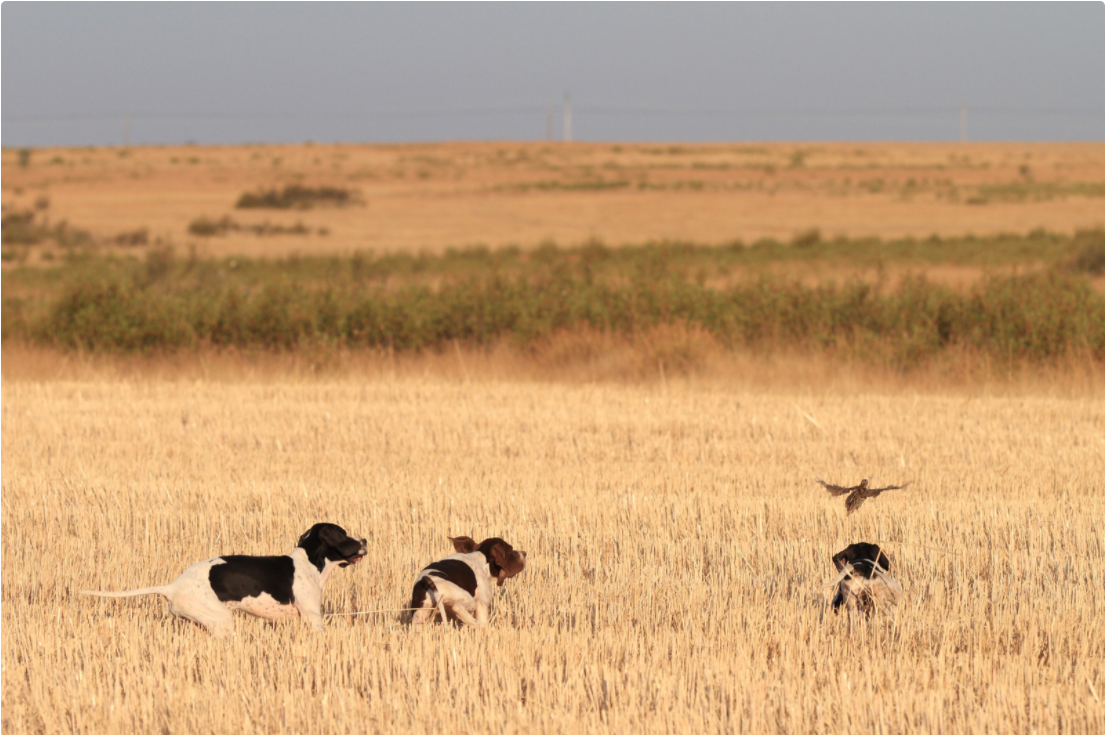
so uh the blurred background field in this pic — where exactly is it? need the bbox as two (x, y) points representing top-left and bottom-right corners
(2, 142), (1102, 259)
(2, 142), (1103, 383)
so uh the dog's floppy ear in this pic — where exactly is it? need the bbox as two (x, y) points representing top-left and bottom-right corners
(872, 547), (891, 572)
(318, 524), (362, 558)
(297, 524), (327, 568)
(449, 536), (477, 554)
(489, 541), (526, 586)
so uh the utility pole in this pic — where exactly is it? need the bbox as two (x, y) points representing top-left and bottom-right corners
(959, 106), (966, 143)
(563, 93), (572, 143)
(546, 105), (554, 141)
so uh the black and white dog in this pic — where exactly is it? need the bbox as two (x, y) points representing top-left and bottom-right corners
(81, 523), (367, 637)
(830, 542), (903, 617)
(409, 536), (527, 627)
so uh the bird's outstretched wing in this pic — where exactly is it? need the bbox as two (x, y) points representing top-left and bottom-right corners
(868, 481), (912, 494)
(847, 481), (912, 514)
(816, 478), (861, 497)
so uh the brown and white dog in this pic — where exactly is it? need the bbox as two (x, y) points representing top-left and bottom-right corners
(81, 523), (367, 637)
(830, 542), (903, 617)
(408, 536), (527, 627)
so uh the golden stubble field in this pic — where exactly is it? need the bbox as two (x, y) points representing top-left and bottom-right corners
(2, 374), (1102, 734)
(2, 141), (1102, 258)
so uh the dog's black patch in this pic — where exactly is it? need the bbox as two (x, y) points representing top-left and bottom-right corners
(424, 559), (478, 597)
(209, 555), (296, 604)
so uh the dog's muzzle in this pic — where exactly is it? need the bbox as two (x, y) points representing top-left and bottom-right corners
(339, 541), (369, 567)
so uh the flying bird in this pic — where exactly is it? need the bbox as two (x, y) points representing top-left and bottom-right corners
(816, 478), (911, 515)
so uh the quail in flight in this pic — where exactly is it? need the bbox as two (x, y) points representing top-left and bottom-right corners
(816, 478), (911, 515)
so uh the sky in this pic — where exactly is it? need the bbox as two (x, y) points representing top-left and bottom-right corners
(2, 2), (1103, 147)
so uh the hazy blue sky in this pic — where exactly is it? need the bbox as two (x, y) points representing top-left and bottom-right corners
(3, 2), (1102, 146)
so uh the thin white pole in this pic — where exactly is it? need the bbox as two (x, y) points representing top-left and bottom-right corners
(563, 93), (572, 143)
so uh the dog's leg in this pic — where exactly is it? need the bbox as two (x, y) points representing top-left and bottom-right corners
(475, 602), (490, 626)
(207, 615), (236, 639)
(410, 606), (435, 626)
(449, 604), (484, 628)
(167, 590), (235, 638)
(295, 597), (327, 633)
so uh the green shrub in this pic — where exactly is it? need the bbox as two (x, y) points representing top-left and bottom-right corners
(40, 277), (195, 352)
(13, 266), (1100, 367)
(235, 184), (357, 210)
(1069, 229), (1105, 276)
(4, 231), (1102, 367)
(114, 228), (149, 246)
(1, 210), (42, 245)
(188, 216), (236, 237)
(188, 216), (311, 237)
(1, 209), (93, 247)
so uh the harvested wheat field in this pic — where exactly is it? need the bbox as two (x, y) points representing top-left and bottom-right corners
(2, 371), (1102, 734)
(2, 141), (1102, 259)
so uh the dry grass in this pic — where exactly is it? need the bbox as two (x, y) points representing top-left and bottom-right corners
(2, 141), (1102, 259)
(3, 341), (1103, 398)
(2, 364), (1102, 733)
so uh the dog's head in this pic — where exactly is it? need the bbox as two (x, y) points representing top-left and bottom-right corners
(832, 542), (891, 578)
(449, 535), (527, 587)
(298, 523), (368, 573)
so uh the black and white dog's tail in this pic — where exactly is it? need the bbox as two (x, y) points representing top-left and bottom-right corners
(80, 586), (170, 599)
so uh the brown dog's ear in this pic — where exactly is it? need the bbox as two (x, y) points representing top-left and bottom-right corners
(490, 543), (526, 586)
(449, 536), (477, 554)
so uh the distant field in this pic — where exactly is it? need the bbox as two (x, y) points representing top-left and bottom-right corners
(3, 141), (1101, 381)
(2, 141), (1103, 258)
